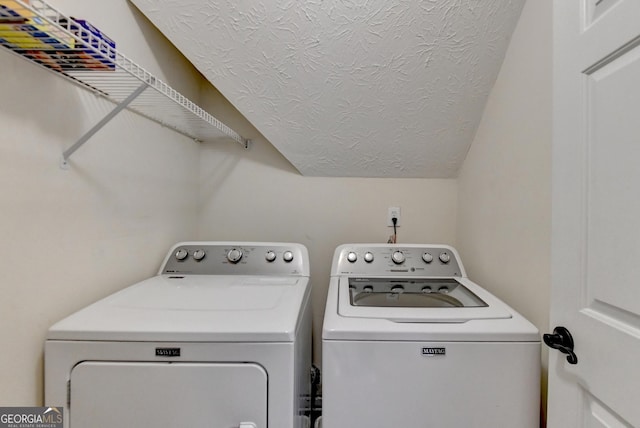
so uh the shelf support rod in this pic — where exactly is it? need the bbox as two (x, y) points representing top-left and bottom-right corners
(61, 82), (149, 168)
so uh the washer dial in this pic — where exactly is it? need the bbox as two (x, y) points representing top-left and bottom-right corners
(422, 252), (433, 263)
(391, 251), (405, 264)
(347, 252), (358, 263)
(439, 252), (451, 263)
(364, 252), (374, 263)
(283, 251), (294, 263)
(226, 248), (243, 263)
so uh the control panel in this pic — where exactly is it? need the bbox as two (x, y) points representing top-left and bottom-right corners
(333, 244), (463, 277)
(161, 242), (309, 276)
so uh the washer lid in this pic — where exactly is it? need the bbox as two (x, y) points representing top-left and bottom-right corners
(338, 277), (512, 322)
(47, 275), (310, 342)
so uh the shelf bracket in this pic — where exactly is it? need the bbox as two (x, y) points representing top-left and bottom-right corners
(60, 82), (149, 169)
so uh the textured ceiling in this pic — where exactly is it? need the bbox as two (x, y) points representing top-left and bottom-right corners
(130, 0), (525, 177)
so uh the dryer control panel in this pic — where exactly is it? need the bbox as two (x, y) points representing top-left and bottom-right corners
(332, 244), (463, 277)
(161, 242), (309, 276)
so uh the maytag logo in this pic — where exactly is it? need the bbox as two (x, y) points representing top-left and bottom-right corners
(422, 347), (446, 356)
(156, 347), (181, 357)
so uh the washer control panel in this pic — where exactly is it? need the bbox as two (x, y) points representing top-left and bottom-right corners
(162, 242), (309, 276)
(333, 244), (463, 277)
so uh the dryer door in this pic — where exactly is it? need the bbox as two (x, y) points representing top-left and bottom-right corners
(69, 362), (267, 428)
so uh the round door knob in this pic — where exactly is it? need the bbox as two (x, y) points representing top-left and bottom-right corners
(439, 252), (450, 263)
(391, 251), (405, 264)
(193, 249), (206, 261)
(347, 252), (358, 263)
(364, 252), (374, 263)
(265, 251), (277, 262)
(283, 251), (294, 262)
(175, 249), (188, 261)
(227, 248), (243, 263)
(422, 252), (433, 263)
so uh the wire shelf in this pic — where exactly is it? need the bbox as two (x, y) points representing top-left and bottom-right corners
(0, 0), (249, 153)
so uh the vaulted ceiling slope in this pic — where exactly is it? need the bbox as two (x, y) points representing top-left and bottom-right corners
(130, 0), (525, 178)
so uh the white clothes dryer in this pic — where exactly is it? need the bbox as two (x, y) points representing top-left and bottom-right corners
(46, 242), (312, 428)
(322, 244), (540, 428)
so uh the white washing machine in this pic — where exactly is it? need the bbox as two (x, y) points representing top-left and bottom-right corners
(46, 242), (312, 428)
(322, 244), (540, 428)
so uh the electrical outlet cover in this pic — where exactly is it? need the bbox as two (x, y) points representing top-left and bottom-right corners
(388, 207), (401, 227)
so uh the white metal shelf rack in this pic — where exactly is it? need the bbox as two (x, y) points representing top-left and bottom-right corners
(0, 0), (250, 168)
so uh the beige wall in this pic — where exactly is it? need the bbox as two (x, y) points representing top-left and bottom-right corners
(456, 0), (552, 420)
(0, 1), (202, 404)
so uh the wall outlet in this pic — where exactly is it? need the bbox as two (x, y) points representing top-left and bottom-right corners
(388, 206), (401, 227)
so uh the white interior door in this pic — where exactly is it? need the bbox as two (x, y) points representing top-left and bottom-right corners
(70, 362), (267, 428)
(551, 1), (640, 426)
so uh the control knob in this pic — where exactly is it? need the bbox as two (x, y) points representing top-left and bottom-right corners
(265, 251), (277, 262)
(347, 252), (358, 263)
(439, 252), (451, 263)
(364, 252), (374, 263)
(283, 251), (294, 263)
(391, 251), (405, 264)
(193, 249), (206, 261)
(227, 248), (243, 264)
(175, 249), (188, 261)
(422, 252), (433, 263)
